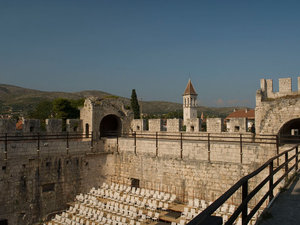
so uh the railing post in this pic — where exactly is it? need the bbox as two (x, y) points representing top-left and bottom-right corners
(66, 132), (69, 154)
(242, 181), (248, 224)
(37, 133), (40, 157)
(240, 134), (243, 164)
(90, 131), (94, 152)
(276, 135), (280, 166)
(116, 135), (119, 154)
(134, 132), (137, 155)
(269, 160), (274, 202)
(180, 132), (183, 159)
(296, 146), (299, 171)
(208, 133), (211, 162)
(285, 152), (288, 175)
(4, 133), (7, 160)
(156, 132), (158, 157)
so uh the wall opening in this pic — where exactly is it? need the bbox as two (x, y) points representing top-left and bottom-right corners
(85, 123), (89, 138)
(279, 118), (300, 144)
(42, 183), (55, 192)
(131, 178), (140, 188)
(100, 114), (122, 137)
(190, 126), (194, 132)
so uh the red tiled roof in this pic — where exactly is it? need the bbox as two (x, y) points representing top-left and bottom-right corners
(183, 79), (197, 95)
(16, 120), (23, 130)
(225, 109), (255, 120)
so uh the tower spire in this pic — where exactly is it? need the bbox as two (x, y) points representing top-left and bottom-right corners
(183, 79), (197, 96)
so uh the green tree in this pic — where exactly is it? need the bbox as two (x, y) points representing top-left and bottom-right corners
(52, 98), (80, 119)
(28, 100), (53, 120)
(130, 89), (140, 119)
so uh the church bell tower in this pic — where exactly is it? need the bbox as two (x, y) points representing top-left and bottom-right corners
(183, 79), (198, 125)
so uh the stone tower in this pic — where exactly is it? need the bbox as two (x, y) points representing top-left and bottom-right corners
(183, 79), (198, 125)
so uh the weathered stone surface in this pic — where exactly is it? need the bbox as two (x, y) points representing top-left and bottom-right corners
(0, 119), (16, 133)
(256, 77), (300, 134)
(207, 118), (224, 133)
(148, 119), (163, 132)
(46, 119), (62, 133)
(23, 119), (40, 133)
(131, 119), (147, 132)
(167, 118), (182, 132)
(80, 97), (133, 138)
(226, 118), (247, 133)
(66, 119), (83, 133)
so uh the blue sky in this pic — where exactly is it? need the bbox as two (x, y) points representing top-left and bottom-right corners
(1, 0), (300, 107)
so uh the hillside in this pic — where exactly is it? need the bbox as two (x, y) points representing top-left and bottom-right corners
(0, 84), (242, 118)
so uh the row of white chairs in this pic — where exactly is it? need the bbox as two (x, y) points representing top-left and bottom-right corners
(98, 182), (176, 203)
(171, 219), (187, 225)
(187, 198), (209, 209)
(48, 202), (146, 225)
(87, 188), (170, 211)
(181, 207), (203, 220)
(75, 194), (164, 223)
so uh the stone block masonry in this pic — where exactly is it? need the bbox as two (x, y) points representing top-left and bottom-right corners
(0, 134), (284, 224)
(102, 137), (278, 207)
(256, 77), (300, 134)
(0, 139), (108, 225)
(46, 119), (62, 133)
(0, 119), (16, 133)
(102, 136), (280, 206)
(207, 118), (224, 133)
(149, 119), (162, 132)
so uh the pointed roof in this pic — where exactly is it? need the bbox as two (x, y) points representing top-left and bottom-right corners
(183, 79), (197, 95)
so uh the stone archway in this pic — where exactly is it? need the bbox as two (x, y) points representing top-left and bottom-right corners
(279, 118), (300, 144)
(99, 114), (122, 137)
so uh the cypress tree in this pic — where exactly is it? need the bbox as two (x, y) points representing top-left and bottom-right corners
(131, 89), (140, 119)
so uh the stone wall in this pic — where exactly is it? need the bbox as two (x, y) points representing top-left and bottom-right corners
(80, 97), (133, 139)
(256, 77), (300, 134)
(0, 134), (285, 224)
(0, 139), (108, 225)
(167, 119), (182, 132)
(148, 119), (162, 132)
(226, 118), (247, 133)
(0, 119), (16, 134)
(131, 119), (147, 132)
(46, 119), (62, 133)
(102, 137), (279, 206)
(207, 118), (224, 133)
(23, 119), (40, 133)
(67, 119), (83, 133)
(185, 118), (201, 132)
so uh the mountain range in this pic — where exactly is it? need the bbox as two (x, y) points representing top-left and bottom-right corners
(0, 84), (243, 118)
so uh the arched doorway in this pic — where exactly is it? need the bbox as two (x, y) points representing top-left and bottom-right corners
(279, 118), (300, 144)
(99, 114), (122, 137)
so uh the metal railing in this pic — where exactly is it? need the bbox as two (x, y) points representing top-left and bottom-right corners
(117, 132), (278, 162)
(187, 144), (300, 225)
(0, 132), (93, 160)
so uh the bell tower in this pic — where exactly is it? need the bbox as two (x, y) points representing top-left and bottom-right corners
(183, 79), (198, 125)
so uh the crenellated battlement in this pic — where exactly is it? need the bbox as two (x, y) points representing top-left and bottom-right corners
(257, 77), (300, 102)
(0, 118), (83, 134)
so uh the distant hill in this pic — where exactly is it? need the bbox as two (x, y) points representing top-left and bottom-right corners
(0, 83), (242, 118)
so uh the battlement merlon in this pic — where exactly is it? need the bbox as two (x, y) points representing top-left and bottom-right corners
(257, 77), (300, 103)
